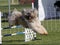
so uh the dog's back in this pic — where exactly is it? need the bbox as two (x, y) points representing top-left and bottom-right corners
(8, 8), (28, 28)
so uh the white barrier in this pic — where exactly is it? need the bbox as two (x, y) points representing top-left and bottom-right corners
(0, 11), (2, 44)
(25, 28), (36, 42)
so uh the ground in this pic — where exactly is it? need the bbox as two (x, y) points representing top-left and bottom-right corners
(2, 19), (60, 45)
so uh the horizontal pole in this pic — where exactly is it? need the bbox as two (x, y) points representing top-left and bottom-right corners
(3, 34), (11, 37)
(1, 20), (8, 22)
(1, 25), (22, 30)
(3, 32), (25, 37)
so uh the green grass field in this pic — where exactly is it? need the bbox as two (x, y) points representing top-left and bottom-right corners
(0, 0), (19, 6)
(2, 19), (60, 45)
(0, 4), (31, 13)
(0, 0), (31, 12)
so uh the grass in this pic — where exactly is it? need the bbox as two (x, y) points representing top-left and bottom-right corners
(0, 0), (8, 6)
(0, 0), (19, 6)
(0, 0), (31, 12)
(2, 19), (60, 45)
(0, 4), (31, 12)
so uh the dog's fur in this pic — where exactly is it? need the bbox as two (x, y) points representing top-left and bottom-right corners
(8, 8), (48, 35)
(8, 8), (28, 28)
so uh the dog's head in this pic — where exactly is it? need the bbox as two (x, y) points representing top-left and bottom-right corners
(22, 8), (38, 21)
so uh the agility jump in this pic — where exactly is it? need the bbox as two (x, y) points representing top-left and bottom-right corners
(0, 11), (36, 42)
(2, 28), (36, 42)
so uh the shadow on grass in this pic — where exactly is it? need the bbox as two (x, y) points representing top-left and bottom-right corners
(2, 40), (25, 43)
(2, 38), (42, 43)
(32, 38), (42, 41)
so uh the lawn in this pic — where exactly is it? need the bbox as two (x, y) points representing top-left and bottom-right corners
(0, 0), (19, 6)
(2, 19), (60, 45)
(0, 4), (31, 12)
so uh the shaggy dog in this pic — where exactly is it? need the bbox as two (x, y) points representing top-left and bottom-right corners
(8, 8), (48, 35)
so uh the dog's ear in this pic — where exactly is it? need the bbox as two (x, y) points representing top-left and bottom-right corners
(11, 8), (22, 18)
(33, 9), (38, 17)
(33, 9), (38, 15)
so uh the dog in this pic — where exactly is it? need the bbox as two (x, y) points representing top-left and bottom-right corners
(8, 8), (48, 35)
(22, 8), (48, 35)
